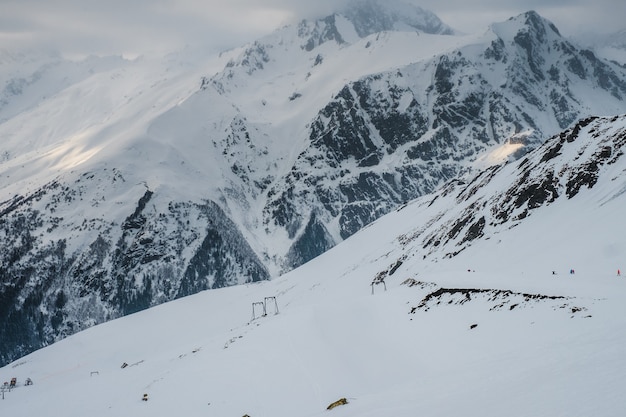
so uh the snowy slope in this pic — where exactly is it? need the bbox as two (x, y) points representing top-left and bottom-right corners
(0, 48), (236, 189)
(0, 115), (625, 417)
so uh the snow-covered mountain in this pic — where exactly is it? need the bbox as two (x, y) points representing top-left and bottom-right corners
(1, 113), (625, 417)
(261, 10), (626, 261)
(1, 1), (626, 365)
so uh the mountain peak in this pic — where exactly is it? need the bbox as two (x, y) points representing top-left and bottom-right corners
(340, 0), (455, 37)
(520, 10), (561, 37)
(293, 0), (453, 53)
(491, 10), (561, 42)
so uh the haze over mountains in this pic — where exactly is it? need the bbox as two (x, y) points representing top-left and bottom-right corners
(1, 0), (625, 367)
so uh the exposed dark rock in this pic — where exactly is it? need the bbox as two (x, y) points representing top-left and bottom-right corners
(410, 287), (568, 313)
(285, 212), (335, 268)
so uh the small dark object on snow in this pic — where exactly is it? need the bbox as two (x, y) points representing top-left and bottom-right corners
(327, 398), (348, 410)
(9, 378), (16, 387)
(470, 324), (478, 329)
(142, 393), (149, 401)
(25, 378), (33, 386)
(121, 362), (128, 369)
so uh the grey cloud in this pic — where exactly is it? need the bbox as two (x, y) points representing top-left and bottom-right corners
(0, 0), (623, 58)
(417, 0), (626, 36)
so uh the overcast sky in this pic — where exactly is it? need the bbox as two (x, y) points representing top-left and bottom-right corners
(1, 0), (624, 59)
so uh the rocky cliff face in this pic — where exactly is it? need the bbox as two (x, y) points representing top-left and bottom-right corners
(262, 11), (626, 267)
(1, 3), (626, 365)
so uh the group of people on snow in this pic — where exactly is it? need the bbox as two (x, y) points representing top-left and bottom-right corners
(550, 269), (622, 276)
(3, 377), (32, 387)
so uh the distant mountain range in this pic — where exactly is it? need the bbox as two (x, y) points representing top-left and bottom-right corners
(1, 0), (625, 365)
